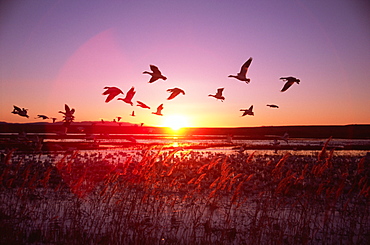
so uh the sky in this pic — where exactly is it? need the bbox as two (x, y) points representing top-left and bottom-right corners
(1, 0), (369, 128)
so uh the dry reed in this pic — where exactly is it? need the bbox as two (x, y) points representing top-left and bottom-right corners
(0, 144), (369, 244)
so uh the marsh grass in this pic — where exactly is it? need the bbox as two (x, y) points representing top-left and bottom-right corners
(0, 143), (369, 244)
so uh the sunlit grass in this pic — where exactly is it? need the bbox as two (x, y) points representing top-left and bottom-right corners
(0, 143), (369, 244)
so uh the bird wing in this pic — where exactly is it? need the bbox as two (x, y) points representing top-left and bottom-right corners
(280, 77), (292, 81)
(102, 87), (112, 95)
(248, 105), (253, 111)
(65, 104), (71, 113)
(137, 101), (150, 109)
(148, 76), (158, 83)
(216, 88), (224, 96)
(125, 87), (136, 100)
(167, 88), (184, 100)
(104, 87), (123, 102)
(168, 91), (181, 100)
(281, 81), (294, 92)
(150, 65), (161, 74)
(105, 92), (118, 102)
(13, 105), (21, 112)
(239, 57), (252, 76)
(104, 87), (122, 94)
(155, 104), (164, 113)
(280, 76), (296, 82)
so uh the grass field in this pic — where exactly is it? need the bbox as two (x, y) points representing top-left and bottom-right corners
(0, 143), (369, 244)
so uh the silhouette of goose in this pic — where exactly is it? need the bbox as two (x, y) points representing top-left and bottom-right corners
(266, 104), (279, 108)
(102, 87), (124, 103)
(167, 88), (185, 100)
(12, 105), (29, 118)
(130, 111), (135, 117)
(228, 57), (253, 83)
(118, 87), (136, 105)
(143, 65), (167, 83)
(208, 88), (225, 102)
(136, 101), (150, 109)
(152, 104), (164, 116)
(240, 105), (254, 116)
(36, 115), (49, 119)
(58, 104), (75, 122)
(280, 76), (300, 92)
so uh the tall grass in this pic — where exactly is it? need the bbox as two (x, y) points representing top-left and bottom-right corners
(0, 144), (369, 244)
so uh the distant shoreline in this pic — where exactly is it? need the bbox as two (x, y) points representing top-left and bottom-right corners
(1, 122), (370, 139)
(1, 122), (370, 152)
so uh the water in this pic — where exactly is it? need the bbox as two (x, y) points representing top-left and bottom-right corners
(2, 132), (369, 158)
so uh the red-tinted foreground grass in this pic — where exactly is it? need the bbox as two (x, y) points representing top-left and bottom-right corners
(0, 146), (369, 244)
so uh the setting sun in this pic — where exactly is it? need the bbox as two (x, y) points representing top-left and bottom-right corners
(163, 115), (190, 131)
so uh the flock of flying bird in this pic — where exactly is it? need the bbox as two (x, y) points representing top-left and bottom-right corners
(100, 57), (300, 118)
(11, 57), (300, 122)
(102, 65), (188, 117)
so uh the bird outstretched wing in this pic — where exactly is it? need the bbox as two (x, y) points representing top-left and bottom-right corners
(150, 65), (160, 73)
(167, 88), (185, 100)
(216, 88), (224, 96)
(13, 105), (22, 112)
(239, 57), (252, 76)
(281, 81), (294, 92)
(137, 101), (150, 109)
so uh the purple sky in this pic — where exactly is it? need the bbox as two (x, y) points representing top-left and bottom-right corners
(1, 0), (369, 127)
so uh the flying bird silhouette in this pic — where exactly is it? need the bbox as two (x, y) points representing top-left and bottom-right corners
(58, 104), (75, 122)
(152, 104), (164, 116)
(102, 87), (124, 103)
(240, 105), (254, 116)
(58, 104), (75, 131)
(143, 65), (167, 83)
(167, 88), (185, 100)
(136, 101), (150, 109)
(280, 76), (300, 92)
(208, 88), (225, 102)
(130, 111), (135, 117)
(228, 57), (253, 83)
(12, 105), (29, 118)
(117, 116), (122, 122)
(36, 115), (49, 119)
(266, 104), (279, 108)
(118, 87), (136, 105)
